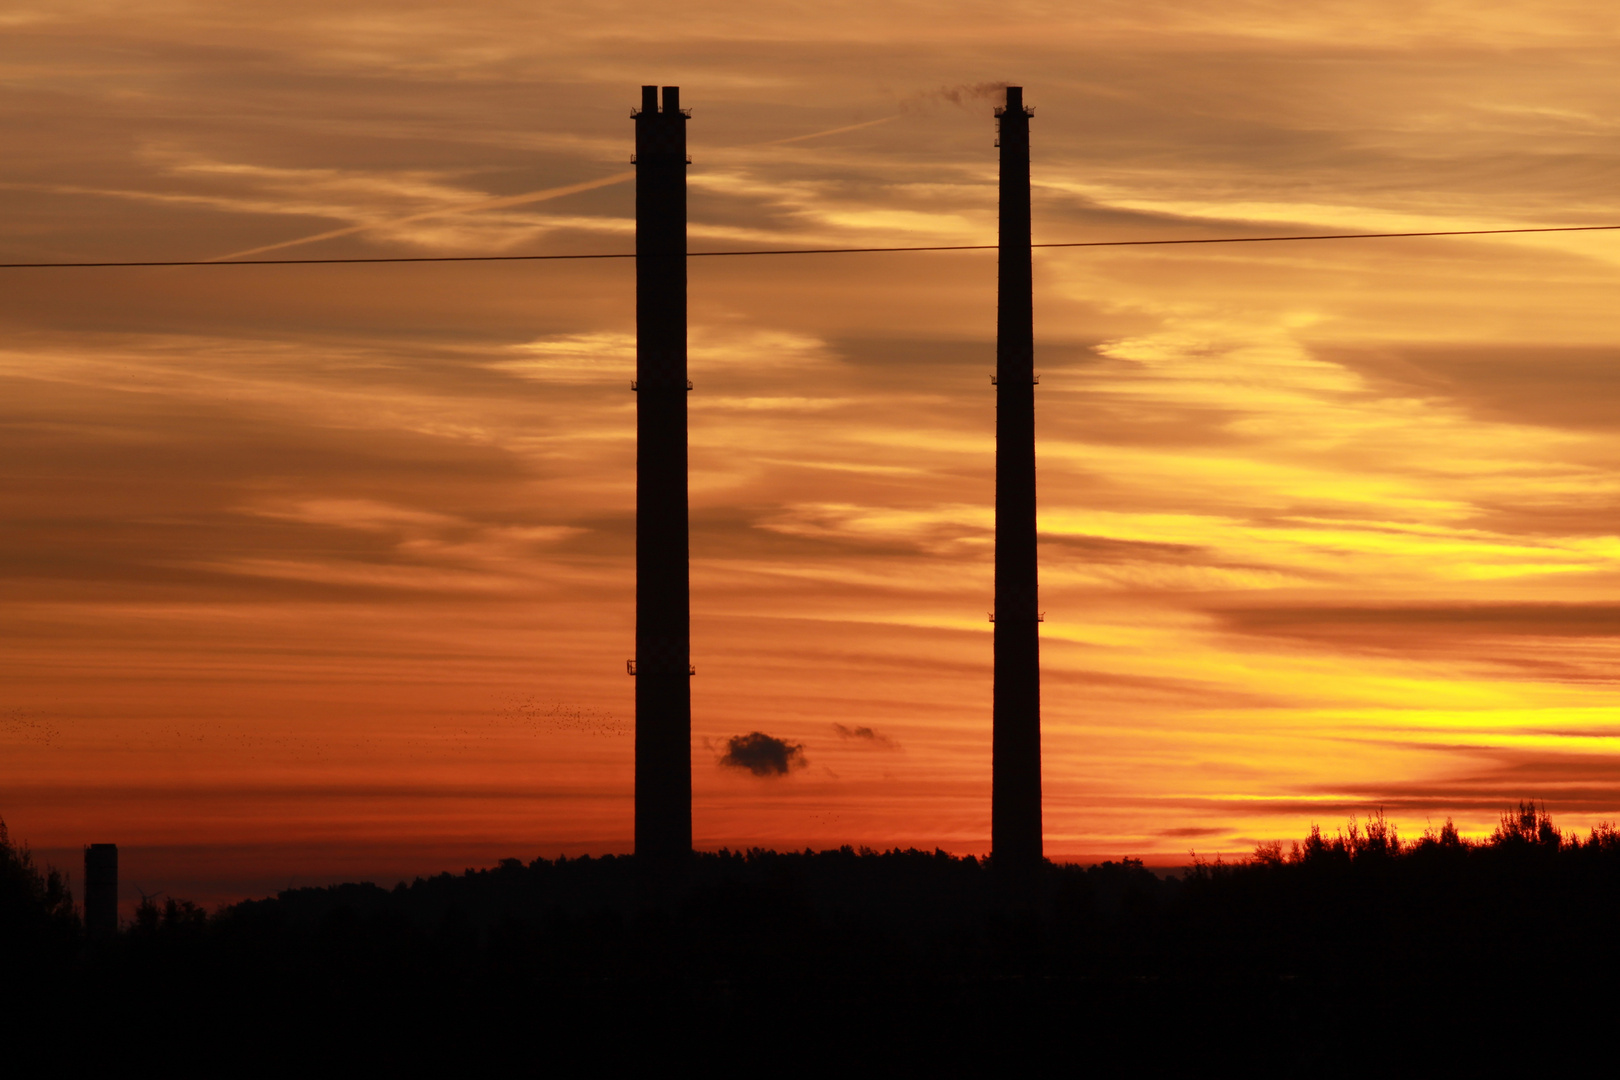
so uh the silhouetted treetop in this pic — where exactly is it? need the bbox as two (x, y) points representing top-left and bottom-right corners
(0, 816), (78, 965)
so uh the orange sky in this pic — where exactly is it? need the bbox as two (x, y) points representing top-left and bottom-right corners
(7, 1), (1620, 907)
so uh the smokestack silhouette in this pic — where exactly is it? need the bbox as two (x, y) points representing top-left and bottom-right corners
(84, 843), (117, 938)
(633, 85), (693, 870)
(992, 86), (1043, 877)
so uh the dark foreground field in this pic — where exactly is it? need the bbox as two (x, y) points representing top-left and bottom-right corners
(6, 805), (1619, 1070)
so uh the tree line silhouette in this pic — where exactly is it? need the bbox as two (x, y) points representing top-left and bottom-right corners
(6, 804), (1617, 1068)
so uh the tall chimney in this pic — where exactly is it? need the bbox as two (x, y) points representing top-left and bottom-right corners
(992, 86), (1043, 877)
(633, 85), (693, 869)
(84, 843), (117, 938)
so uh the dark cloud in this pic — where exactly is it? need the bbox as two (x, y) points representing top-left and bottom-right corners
(1295, 746), (1620, 818)
(719, 732), (807, 777)
(832, 723), (898, 749)
(1203, 603), (1620, 685)
(1150, 746), (1620, 824)
(1325, 344), (1620, 433)
(1213, 603), (1620, 647)
(1161, 826), (1223, 838)
(1040, 533), (1210, 564)
(1042, 666), (1285, 708)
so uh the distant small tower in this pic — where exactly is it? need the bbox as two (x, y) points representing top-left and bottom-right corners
(991, 86), (1043, 879)
(633, 85), (694, 872)
(84, 843), (117, 938)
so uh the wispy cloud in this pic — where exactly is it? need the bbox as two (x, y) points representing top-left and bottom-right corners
(833, 723), (899, 749)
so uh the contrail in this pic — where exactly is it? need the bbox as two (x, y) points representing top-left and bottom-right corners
(758, 115), (900, 146)
(209, 170), (636, 262)
(209, 115), (901, 263)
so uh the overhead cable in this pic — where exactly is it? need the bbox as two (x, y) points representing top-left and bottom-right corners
(2, 223), (1618, 269)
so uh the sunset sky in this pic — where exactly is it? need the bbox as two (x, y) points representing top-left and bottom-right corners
(7, 1), (1620, 907)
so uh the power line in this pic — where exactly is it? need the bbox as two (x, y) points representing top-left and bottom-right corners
(2, 223), (1618, 269)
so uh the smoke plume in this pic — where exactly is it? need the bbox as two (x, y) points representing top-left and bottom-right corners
(903, 81), (1010, 112)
